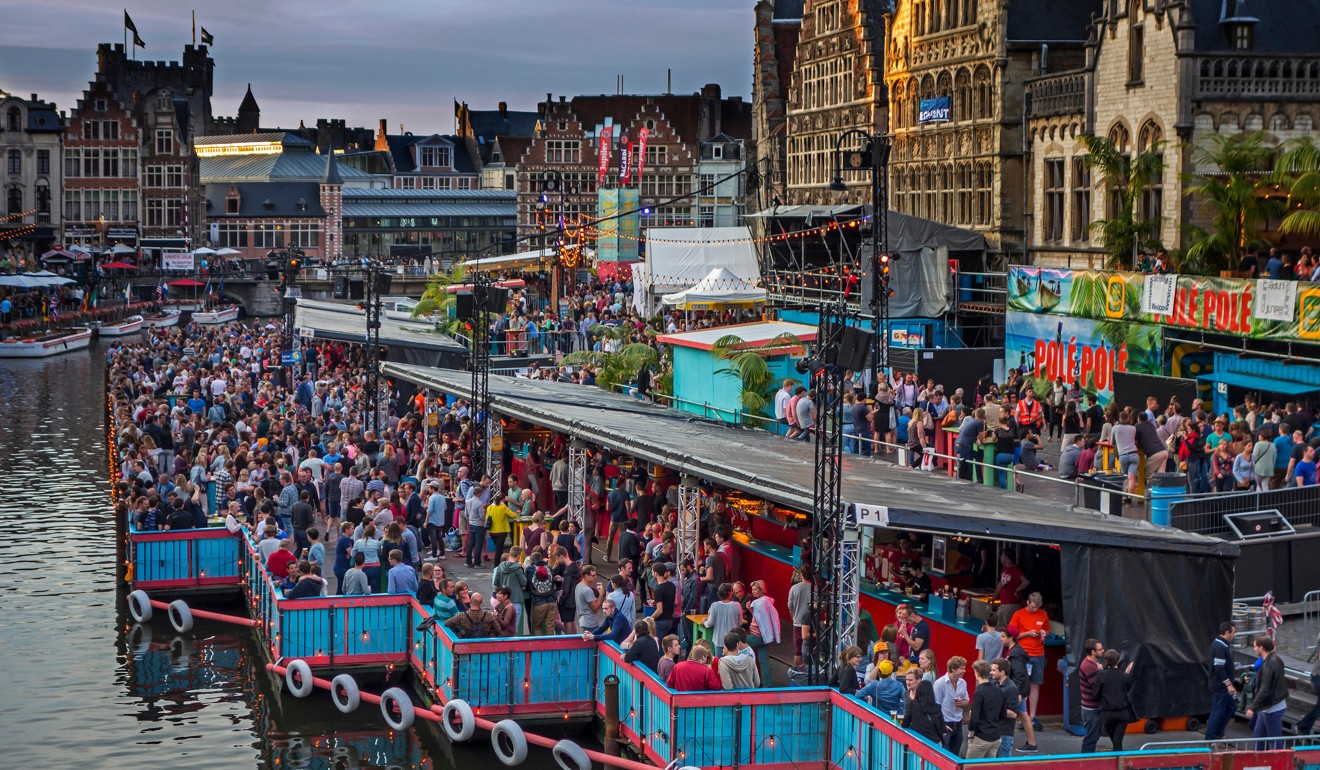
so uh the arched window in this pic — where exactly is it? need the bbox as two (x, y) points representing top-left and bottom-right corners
(6, 106), (20, 132)
(1137, 120), (1162, 152)
(955, 69), (972, 121)
(1138, 120), (1164, 224)
(7, 187), (22, 217)
(1107, 122), (1131, 154)
(973, 67), (992, 119)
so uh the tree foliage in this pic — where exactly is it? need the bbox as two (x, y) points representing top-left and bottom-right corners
(1183, 131), (1284, 273)
(1079, 133), (1165, 269)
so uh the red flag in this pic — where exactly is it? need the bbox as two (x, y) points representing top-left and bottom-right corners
(618, 129), (633, 184)
(596, 126), (613, 185)
(634, 128), (649, 186)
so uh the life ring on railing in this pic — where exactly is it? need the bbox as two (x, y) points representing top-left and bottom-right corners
(380, 687), (415, 730)
(441, 698), (475, 742)
(285, 659), (314, 698)
(168, 599), (194, 632)
(330, 673), (360, 713)
(129, 623), (152, 655)
(552, 739), (591, 770)
(128, 589), (153, 622)
(491, 720), (528, 766)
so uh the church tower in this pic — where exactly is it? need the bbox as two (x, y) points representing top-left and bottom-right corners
(236, 83), (260, 133)
(319, 152), (344, 262)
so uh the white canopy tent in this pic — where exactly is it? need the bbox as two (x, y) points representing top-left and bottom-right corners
(660, 267), (766, 310)
(632, 226), (761, 314)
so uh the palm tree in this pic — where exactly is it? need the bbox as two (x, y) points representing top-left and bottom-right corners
(562, 323), (660, 395)
(1272, 136), (1320, 239)
(1183, 131), (1284, 274)
(1078, 134), (1165, 269)
(710, 332), (803, 425)
(411, 264), (473, 337)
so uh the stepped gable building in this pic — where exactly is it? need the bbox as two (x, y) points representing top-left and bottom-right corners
(884, 0), (1100, 258)
(784, 0), (888, 206)
(1, 90), (63, 258)
(1024, 0), (1320, 266)
(61, 80), (140, 251)
(515, 88), (752, 239)
(752, 0), (804, 204)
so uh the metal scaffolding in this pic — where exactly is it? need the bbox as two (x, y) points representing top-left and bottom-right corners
(567, 441), (587, 529)
(676, 475), (701, 574)
(467, 269), (493, 482)
(363, 262), (386, 435)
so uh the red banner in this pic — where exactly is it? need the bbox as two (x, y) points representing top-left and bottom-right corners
(634, 128), (649, 185)
(618, 129), (633, 184)
(596, 126), (613, 185)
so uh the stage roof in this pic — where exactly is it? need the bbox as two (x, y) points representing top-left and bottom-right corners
(295, 299), (466, 354)
(383, 363), (1236, 558)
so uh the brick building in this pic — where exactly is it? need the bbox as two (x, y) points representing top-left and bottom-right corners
(61, 79), (141, 252)
(1025, 0), (1320, 266)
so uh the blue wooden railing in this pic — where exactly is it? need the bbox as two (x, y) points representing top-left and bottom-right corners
(128, 518), (243, 590)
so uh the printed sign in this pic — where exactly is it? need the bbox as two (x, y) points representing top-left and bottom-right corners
(918, 97), (951, 123)
(161, 251), (194, 271)
(1255, 279), (1297, 323)
(853, 503), (890, 528)
(1006, 311), (1163, 404)
(596, 126), (613, 184)
(1141, 274), (1177, 316)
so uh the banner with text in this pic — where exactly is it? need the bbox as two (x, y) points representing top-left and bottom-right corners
(1006, 265), (1320, 343)
(1006, 311), (1164, 404)
(919, 96), (951, 123)
(596, 188), (640, 263)
(161, 251), (194, 271)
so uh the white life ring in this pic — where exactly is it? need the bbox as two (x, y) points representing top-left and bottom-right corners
(441, 698), (476, 742)
(491, 720), (528, 766)
(380, 687), (415, 730)
(552, 739), (591, 770)
(285, 659), (315, 698)
(128, 589), (153, 622)
(330, 674), (361, 713)
(168, 599), (194, 633)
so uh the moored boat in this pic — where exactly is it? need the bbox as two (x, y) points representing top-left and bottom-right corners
(0, 328), (94, 358)
(94, 315), (144, 337)
(141, 309), (182, 329)
(191, 305), (240, 325)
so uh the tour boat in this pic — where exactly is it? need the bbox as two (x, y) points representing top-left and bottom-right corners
(141, 309), (182, 329)
(0, 328), (94, 358)
(94, 315), (144, 337)
(191, 305), (240, 325)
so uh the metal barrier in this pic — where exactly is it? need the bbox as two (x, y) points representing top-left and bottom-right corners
(1168, 485), (1320, 537)
(278, 594), (413, 667)
(1305, 590), (1320, 654)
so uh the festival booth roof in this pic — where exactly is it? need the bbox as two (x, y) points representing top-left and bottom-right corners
(383, 363), (1236, 719)
(661, 267), (767, 310)
(294, 299), (467, 368)
(656, 320), (816, 352)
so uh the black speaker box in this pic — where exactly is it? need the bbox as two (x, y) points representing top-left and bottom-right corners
(834, 326), (872, 372)
(456, 291), (475, 319)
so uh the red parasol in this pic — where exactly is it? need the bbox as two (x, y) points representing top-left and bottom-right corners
(100, 261), (137, 270)
(168, 278), (206, 287)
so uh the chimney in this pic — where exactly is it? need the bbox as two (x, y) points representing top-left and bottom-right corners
(499, 101), (508, 117)
(375, 119), (388, 152)
(701, 83), (722, 101)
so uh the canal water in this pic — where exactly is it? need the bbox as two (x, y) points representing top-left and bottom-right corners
(0, 341), (559, 769)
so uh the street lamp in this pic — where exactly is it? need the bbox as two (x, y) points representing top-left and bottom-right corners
(830, 129), (891, 395)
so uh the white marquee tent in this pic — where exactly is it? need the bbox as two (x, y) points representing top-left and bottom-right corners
(660, 267), (766, 310)
(632, 226), (761, 314)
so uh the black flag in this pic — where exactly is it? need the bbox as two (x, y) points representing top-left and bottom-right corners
(200, 26), (213, 45)
(124, 10), (145, 48)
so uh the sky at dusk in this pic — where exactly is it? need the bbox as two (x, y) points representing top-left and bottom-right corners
(0, 0), (754, 132)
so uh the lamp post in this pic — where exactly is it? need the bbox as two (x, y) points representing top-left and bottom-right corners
(830, 130), (891, 395)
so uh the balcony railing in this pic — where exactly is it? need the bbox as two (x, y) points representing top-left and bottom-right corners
(1195, 54), (1320, 100)
(1026, 71), (1087, 119)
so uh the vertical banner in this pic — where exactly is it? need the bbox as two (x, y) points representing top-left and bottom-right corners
(635, 128), (649, 185)
(596, 126), (614, 185)
(617, 188), (639, 262)
(598, 189), (620, 262)
(618, 129), (633, 184)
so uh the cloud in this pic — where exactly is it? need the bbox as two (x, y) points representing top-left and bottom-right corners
(0, 0), (753, 131)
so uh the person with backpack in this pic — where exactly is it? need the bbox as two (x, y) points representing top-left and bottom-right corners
(557, 547), (582, 633)
(526, 550), (559, 635)
(492, 546), (529, 635)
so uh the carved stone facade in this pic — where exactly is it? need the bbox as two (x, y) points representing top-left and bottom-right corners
(784, 0), (888, 206)
(752, 0), (801, 207)
(1026, 0), (1320, 267)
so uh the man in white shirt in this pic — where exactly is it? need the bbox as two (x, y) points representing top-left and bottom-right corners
(210, 374), (228, 398)
(933, 656), (971, 755)
(774, 380), (795, 436)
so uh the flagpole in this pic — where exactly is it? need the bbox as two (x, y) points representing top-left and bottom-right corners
(192, 10), (196, 46)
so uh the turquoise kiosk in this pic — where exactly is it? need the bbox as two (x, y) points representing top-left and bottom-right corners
(657, 320), (817, 425)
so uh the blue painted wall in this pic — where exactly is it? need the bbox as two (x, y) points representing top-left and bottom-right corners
(670, 345), (806, 425)
(1207, 352), (1320, 414)
(777, 309), (960, 349)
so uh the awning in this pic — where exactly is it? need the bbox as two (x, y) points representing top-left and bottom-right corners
(462, 248), (586, 271)
(293, 299), (468, 366)
(1199, 371), (1320, 396)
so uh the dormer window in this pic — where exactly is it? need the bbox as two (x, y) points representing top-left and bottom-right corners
(420, 145), (451, 168)
(226, 185), (240, 214)
(262, 198), (274, 210)
(711, 144), (724, 160)
(1231, 23), (1253, 50)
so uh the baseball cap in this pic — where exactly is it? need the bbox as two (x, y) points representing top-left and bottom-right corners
(878, 660), (894, 676)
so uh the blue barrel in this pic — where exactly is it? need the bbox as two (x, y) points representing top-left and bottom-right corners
(1148, 472), (1188, 527)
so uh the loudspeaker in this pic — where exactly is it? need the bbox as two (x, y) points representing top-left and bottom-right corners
(348, 279), (365, 300)
(489, 286), (509, 310)
(333, 275), (348, 299)
(834, 326), (872, 372)
(374, 273), (393, 295)
(455, 291), (475, 319)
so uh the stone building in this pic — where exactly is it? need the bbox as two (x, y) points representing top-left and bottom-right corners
(62, 79), (141, 252)
(752, 0), (804, 204)
(884, 0), (1099, 258)
(0, 90), (62, 259)
(784, 0), (888, 206)
(1024, 0), (1320, 267)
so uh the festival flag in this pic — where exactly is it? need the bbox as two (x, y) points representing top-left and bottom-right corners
(596, 125), (613, 185)
(204, 278), (213, 297)
(124, 11), (146, 48)
(217, 278), (224, 299)
(618, 129), (633, 184)
(634, 128), (649, 185)
(123, 283), (132, 303)
(200, 26), (213, 46)
(156, 278), (167, 302)
(49, 295), (59, 321)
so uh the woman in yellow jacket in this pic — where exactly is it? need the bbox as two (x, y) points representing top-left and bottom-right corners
(485, 494), (516, 563)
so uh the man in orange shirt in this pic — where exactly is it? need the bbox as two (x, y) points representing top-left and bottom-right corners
(1014, 390), (1044, 438)
(1009, 592), (1050, 728)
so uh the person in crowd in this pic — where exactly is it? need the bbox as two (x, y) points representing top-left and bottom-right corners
(492, 586), (519, 637)
(1009, 592), (1049, 729)
(432, 578), (460, 623)
(1000, 627), (1038, 752)
(1093, 649), (1136, 752)
(965, 660), (1005, 759)
(582, 598), (633, 645)
(341, 552), (371, 596)
(903, 679), (945, 745)
(933, 656), (970, 754)
(623, 618), (662, 671)
(574, 564), (606, 633)
(989, 658), (1021, 758)
(385, 548), (417, 594)
(1078, 638), (1105, 753)
(667, 646), (723, 691)
(1248, 636), (1288, 749)
(717, 631), (760, 690)
(657, 634), (681, 681)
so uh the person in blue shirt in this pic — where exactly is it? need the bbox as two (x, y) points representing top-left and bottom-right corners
(1272, 425), (1294, 484)
(582, 598), (633, 645)
(857, 659), (907, 716)
(425, 483), (451, 559)
(333, 522), (354, 590)
(385, 549), (418, 594)
(897, 407), (912, 445)
(186, 390), (207, 415)
(432, 579), (460, 622)
(1295, 445), (1318, 487)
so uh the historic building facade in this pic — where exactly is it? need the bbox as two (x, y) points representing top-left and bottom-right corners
(1025, 0), (1320, 266)
(784, 0), (888, 206)
(62, 79), (141, 251)
(0, 91), (63, 257)
(752, 0), (803, 206)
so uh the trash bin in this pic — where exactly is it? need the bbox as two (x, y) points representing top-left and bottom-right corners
(1080, 473), (1127, 514)
(787, 665), (812, 688)
(1148, 472), (1188, 527)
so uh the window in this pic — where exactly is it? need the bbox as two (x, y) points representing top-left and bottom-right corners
(102, 189), (119, 221)
(1232, 24), (1253, 51)
(215, 222), (248, 248)
(84, 189), (99, 220)
(1128, 25), (1145, 83)
(122, 190), (137, 221)
(226, 196), (240, 214)
(1071, 157), (1091, 242)
(155, 129), (174, 155)
(166, 165), (184, 187)
(420, 176), (437, 190)
(37, 150), (49, 175)
(85, 120), (100, 140)
(975, 162), (991, 225)
(122, 149), (137, 178)
(252, 223), (284, 249)
(65, 149), (80, 178)
(699, 205), (715, 227)
(158, 95), (172, 111)
(698, 173), (715, 194)
(145, 199), (164, 227)
(94, 98), (107, 112)
(1139, 122), (1164, 223)
(711, 144), (724, 160)
(83, 149), (100, 177)
(456, 177), (472, 190)
(7, 187), (22, 216)
(545, 139), (580, 164)
(398, 176), (416, 189)
(36, 182), (50, 222)
(1043, 158), (1065, 242)
(420, 145), (452, 168)
(64, 190), (80, 221)
(102, 149), (119, 178)
(645, 145), (667, 167)
(7, 106), (21, 131)
(7, 149), (19, 174)
(145, 166), (163, 187)
(287, 222), (320, 248)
